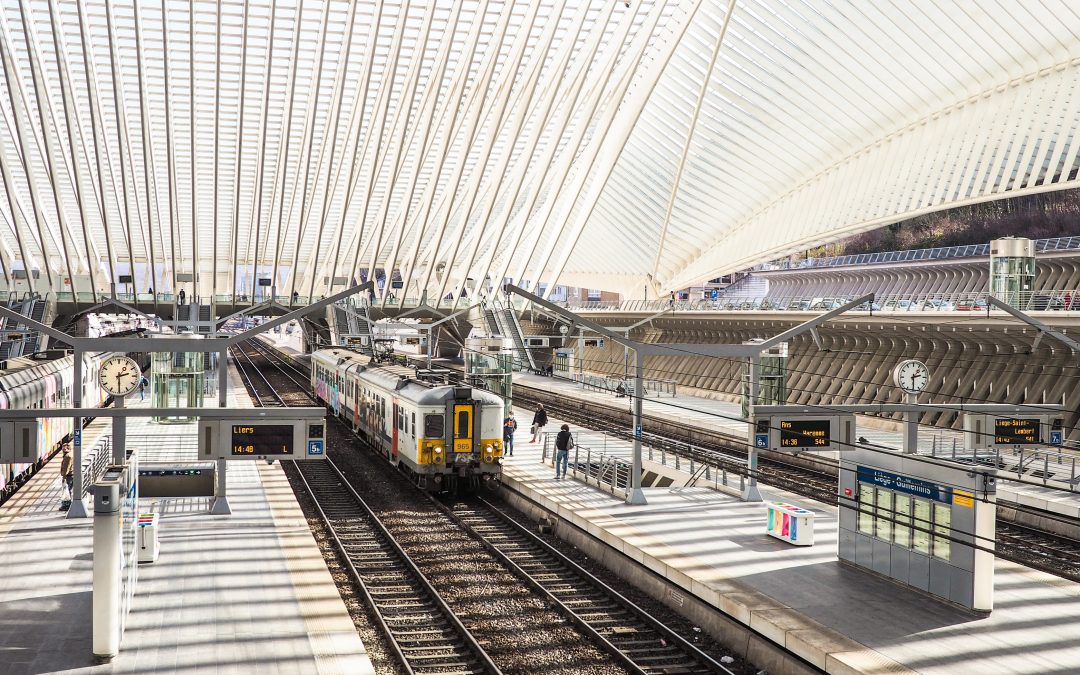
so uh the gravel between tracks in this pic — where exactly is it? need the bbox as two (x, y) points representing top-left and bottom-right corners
(326, 428), (632, 675)
(248, 344), (759, 674)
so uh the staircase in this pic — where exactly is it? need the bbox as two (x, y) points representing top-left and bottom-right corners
(717, 273), (769, 299)
(500, 306), (536, 372)
(483, 308), (500, 336)
(197, 304), (213, 334)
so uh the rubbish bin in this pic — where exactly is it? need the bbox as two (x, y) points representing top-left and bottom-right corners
(766, 502), (814, 546)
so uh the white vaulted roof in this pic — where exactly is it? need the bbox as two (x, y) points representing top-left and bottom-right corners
(0, 0), (1077, 301)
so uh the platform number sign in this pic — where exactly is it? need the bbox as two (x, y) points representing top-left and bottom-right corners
(1050, 430), (1063, 446)
(755, 434), (769, 448)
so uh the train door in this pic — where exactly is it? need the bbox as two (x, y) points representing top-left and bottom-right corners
(453, 403), (474, 454)
(391, 401), (400, 463)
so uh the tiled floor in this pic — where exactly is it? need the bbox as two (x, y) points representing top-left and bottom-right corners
(0, 363), (373, 674)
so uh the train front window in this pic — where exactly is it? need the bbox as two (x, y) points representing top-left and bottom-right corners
(424, 414), (444, 437)
(456, 411), (469, 437)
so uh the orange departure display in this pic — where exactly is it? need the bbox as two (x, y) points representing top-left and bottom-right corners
(994, 418), (1040, 445)
(779, 419), (831, 448)
(231, 424), (294, 455)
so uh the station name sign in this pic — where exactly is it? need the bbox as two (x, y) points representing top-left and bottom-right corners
(856, 466), (953, 504)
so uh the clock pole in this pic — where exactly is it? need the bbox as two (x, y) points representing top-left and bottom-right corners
(903, 391), (918, 454)
(112, 393), (126, 464)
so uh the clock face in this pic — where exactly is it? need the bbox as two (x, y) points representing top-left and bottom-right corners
(894, 360), (929, 395)
(98, 356), (142, 396)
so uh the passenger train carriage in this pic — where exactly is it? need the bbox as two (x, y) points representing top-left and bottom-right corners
(0, 351), (111, 500)
(311, 349), (504, 491)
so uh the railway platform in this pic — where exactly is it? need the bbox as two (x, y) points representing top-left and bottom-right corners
(510, 371), (1080, 521)
(500, 406), (1080, 675)
(0, 362), (373, 674)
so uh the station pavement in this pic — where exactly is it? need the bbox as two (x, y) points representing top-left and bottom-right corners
(0, 363), (373, 674)
(500, 397), (1080, 675)
(511, 371), (1080, 520)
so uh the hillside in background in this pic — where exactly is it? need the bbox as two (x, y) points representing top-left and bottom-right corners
(820, 189), (1080, 257)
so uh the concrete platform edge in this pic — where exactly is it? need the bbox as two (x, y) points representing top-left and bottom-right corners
(500, 476), (914, 675)
(258, 460), (376, 675)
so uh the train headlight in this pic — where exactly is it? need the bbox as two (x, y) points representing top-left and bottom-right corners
(484, 445), (494, 463)
(433, 446), (444, 462)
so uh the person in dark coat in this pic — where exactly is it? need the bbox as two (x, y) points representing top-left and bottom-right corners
(554, 424), (573, 479)
(502, 413), (517, 456)
(530, 404), (547, 443)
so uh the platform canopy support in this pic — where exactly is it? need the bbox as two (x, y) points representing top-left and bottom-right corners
(0, 282), (372, 518)
(502, 284), (871, 505)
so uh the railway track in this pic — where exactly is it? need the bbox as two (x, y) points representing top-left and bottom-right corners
(444, 497), (732, 674)
(242, 340), (747, 673)
(231, 340), (503, 674)
(296, 458), (502, 675)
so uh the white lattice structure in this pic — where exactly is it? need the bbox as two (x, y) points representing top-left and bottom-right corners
(0, 0), (1077, 302)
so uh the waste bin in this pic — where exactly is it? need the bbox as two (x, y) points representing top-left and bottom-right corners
(766, 502), (814, 546)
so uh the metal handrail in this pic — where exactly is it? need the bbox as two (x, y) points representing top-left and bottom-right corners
(752, 235), (1080, 271)
(79, 435), (112, 499)
(571, 289), (1080, 314)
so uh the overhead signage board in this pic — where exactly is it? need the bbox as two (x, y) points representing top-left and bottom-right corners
(231, 424), (294, 456)
(199, 417), (326, 460)
(779, 419), (831, 448)
(993, 417), (1041, 446)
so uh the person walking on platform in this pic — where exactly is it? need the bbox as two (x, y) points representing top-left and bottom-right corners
(59, 443), (73, 509)
(530, 404), (547, 443)
(138, 375), (148, 401)
(503, 413), (517, 456)
(178, 288), (186, 306)
(554, 424), (573, 479)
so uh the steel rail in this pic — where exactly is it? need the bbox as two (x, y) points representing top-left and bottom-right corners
(233, 342), (502, 674)
(437, 494), (736, 675)
(295, 458), (503, 675)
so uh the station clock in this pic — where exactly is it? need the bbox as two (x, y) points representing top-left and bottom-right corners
(98, 355), (143, 397)
(892, 359), (929, 395)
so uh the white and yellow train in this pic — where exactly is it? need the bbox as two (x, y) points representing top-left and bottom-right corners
(310, 349), (504, 491)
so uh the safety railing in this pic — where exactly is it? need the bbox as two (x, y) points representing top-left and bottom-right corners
(578, 372), (677, 399)
(751, 235), (1080, 271)
(541, 432), (631, 499)
(569, 289), (1080, 315)
(932, 441), (1080, 491)
(79, 435), (113, 500)
(540, 428), (753, 495)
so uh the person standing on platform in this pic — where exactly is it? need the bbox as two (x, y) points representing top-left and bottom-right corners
(178, 288), (186, 306)
(503, 413), (517, 456)
(530, 404), (547, 443)
(59, 444), (73, 507)
(138, 375), (149, 401)
(554, 424), (573, 479)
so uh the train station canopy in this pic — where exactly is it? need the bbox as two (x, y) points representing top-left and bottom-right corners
(0, 0), (1078, 300)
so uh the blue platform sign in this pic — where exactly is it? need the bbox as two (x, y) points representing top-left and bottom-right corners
(1050, 430), (1063, 446)
(634, 425), (642, 439)
(857, 466), (952, 504)
(755, 433), (769, 448)
(307, 440), (324, 457)
(73, 427), (82, 448)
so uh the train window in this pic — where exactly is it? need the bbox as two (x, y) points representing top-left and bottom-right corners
(457, 411), (469, 437)
(424, 414), (444, 437)
(411, 413), (415, 436)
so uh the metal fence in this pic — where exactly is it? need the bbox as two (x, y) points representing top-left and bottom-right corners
(572, 289), (1080, 315)
(752, 235), (1080, 271)
(78, 435), (112, 500)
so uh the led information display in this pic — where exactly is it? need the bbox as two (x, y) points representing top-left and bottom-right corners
(993, 418), (1041, 445)
(231, 424), (294, 456)
(780, 419), (831, 448)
